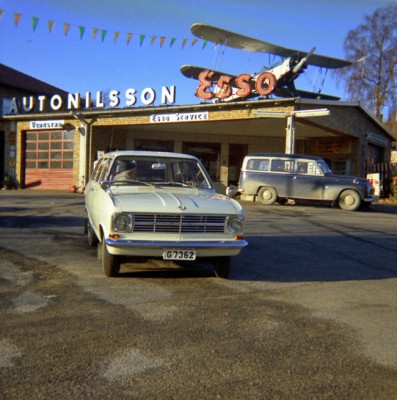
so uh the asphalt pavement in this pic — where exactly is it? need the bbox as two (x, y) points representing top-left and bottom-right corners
(1, 190), (397, 399)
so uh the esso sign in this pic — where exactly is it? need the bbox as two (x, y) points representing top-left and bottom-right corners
(195, 70), (277, 100)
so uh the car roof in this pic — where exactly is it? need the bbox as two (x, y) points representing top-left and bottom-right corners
(101, 150), (199, 160)
(245, 153), (324, 161)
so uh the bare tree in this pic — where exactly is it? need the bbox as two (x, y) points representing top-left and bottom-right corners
(336, 5), (396, 122)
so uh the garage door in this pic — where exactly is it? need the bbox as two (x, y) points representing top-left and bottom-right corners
(24, 130), (74, 190)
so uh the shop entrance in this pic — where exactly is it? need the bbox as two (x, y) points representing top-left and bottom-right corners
(228, 143), (248, 185)
(182, 142), (221, 182)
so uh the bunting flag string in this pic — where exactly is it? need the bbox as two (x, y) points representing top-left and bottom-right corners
(0, 8), (209, 50)
(101, 29), (107, 42)
(79, 25), (85, 40)
(32, 16), (39, 31)
(92, 27), (98, 39)
(48, 20), (55, 33)
(64, 23), (70, 36)
(14, 13), (22, 27)
(139, 34), (145, 47)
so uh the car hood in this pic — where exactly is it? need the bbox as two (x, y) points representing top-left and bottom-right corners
(325, 174), (370, 185)
(109, 187), (243, 214)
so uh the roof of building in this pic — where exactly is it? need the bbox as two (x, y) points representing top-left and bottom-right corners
(0, 63), (68, 96)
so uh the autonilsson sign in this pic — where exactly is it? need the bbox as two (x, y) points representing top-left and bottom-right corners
(8, 85), (177, 114)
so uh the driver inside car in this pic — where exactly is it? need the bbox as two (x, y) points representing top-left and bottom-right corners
(113, 160), (137, 181)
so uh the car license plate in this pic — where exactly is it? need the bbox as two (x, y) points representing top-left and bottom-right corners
(163, 249), (196, 260)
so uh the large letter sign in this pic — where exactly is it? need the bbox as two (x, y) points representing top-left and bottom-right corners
(195, 70), (277, 101)
(196, 70), (215, 100)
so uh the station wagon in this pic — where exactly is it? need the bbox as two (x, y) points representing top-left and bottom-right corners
(238, 153), (375, 211)
(84, 151), (247, 278)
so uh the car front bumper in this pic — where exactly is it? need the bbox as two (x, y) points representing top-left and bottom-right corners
(364, 195), (376, 203)
(105, 238), (248, 257)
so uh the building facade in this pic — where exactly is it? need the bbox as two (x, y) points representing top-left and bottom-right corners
(1, 63), (394, 193)
(3, 95), (394, 193)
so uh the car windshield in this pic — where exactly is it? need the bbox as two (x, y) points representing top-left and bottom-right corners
(106, 156), (213, 189)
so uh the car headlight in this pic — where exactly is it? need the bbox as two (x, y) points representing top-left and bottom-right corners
(112, 213), (133, 233)
(226, 216), (244, 234)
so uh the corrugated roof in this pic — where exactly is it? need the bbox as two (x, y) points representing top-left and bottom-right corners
(0, 63), (68, 96)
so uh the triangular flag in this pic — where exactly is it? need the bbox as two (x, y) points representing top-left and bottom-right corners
(64, 23), (71, 36)
(101, 29), (107, 42)
(14, 13), (22, 27)
(92, 28), (98, 39)
(114, 31), (120, 43)
(32, 16), (39, 31)
(170, 37), (177, 48)
(79, 26), (85, 40)
(202, 39), (208, 49)
(48, 20), (55, 33)
(181, 38), (188, 49)
(150, 35), (157, 46)
(139, 34), (145, 46)
(160, 36), (166, 48)
(191, 39), (198, 47)
(126, 33), (133, 45)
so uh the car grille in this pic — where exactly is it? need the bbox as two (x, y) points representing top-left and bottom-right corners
(132, 214), (227, 233)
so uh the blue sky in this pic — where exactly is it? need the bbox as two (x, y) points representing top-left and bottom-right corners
(0, 0), (395, 106)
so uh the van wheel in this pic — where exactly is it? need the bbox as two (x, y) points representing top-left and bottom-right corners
(214, 256), (231, 279)
(338, 190), (361, 211)
(258, 187), (278, 205)
(99, 242), (120, 277)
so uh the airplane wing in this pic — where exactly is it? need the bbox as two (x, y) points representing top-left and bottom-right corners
(180, 65), (233, 82)
(274, 87), (341, 101)
(191, 23), (352, 69)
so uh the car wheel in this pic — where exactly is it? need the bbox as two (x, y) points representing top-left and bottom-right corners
(338, 190), (361, 211)
(214, 256), (231, 279)
(100, 242), (120, 277)
(258, 187), (278, 205)
(87, 220), (99, 247)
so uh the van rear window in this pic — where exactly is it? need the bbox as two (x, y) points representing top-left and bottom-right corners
(246, 159), (270, 171)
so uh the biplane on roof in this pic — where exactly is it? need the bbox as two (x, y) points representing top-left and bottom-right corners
(191, 23), (352, 70)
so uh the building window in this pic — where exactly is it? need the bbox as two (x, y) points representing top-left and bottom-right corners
(135, 139), (174, 152)
(25, 131), (74, 169)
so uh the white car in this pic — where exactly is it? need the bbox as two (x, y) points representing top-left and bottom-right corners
(84, 151), (247, 278)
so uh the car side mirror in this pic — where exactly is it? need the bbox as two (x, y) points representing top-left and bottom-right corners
(101, 181), (111, 191)
(226, 185), (238, 198)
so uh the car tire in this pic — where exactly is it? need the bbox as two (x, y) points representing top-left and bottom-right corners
(338, 190), (361, 211)
(100, 242), (120, 277)
(214, 256), (231, 279)
(258, 187), (278, 205)
(87, 219), (99, 247)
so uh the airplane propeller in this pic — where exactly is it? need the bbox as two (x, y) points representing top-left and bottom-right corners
(292, 47), (316, 74)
